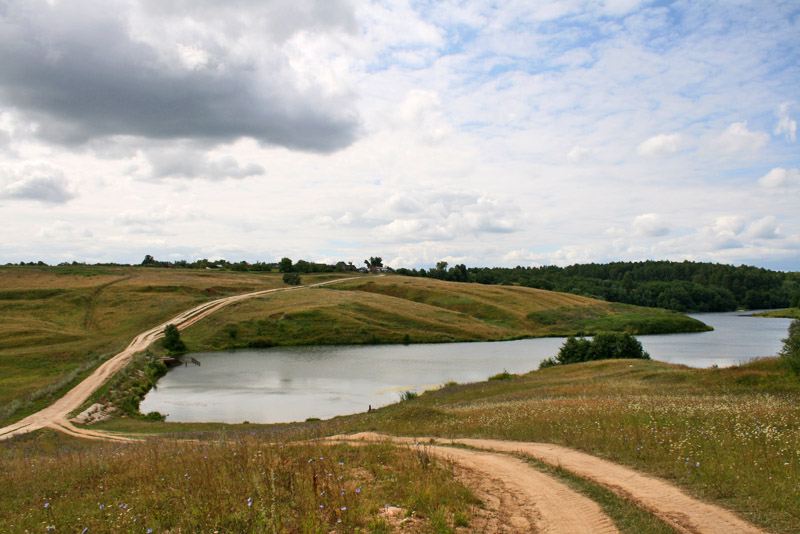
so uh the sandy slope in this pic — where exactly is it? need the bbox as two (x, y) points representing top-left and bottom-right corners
(0, 277), (359, 442)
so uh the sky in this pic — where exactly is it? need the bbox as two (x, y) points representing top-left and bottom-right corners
(0, 0), (798, 271)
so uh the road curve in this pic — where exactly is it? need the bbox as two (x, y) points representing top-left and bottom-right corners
(0, 276), (360, 442)
(339, 433), (769, 534)
(329, 434), (619, 534)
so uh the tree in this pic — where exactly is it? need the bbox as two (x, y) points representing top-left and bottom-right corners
(364, 257), (383, 269)
(278, 257), (293, 273)
(780, 319), (800, 376)
(283, 272), (301, 285)
(161, 324), (187, 355)
(141, 254), (155, 265)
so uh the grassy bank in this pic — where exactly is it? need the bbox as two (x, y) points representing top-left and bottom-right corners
(0, 430), (476, 533)
(753, 308), (800, 319)
(179, 275), (708, 351)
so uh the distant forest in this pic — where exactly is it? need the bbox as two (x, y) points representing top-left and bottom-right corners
(394, 261), (800, 313)
(10, 257), (799, 313)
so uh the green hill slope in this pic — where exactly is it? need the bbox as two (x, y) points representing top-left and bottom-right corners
(179, 275), (709, 351)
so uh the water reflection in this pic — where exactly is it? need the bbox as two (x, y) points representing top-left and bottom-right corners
(140, 311), (791, 424)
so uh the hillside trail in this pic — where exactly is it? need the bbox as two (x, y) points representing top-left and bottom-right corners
(336, 433), (769, 534)
(0, 276), (360, 442)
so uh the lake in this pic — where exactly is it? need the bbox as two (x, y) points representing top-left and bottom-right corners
(140, 311), (792, 424)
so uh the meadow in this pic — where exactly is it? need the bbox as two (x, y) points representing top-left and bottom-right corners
(0, 430), (477, 533)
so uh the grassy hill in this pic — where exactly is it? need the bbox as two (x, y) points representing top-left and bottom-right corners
(0, 265), (348, 423)
(180, 275), (708, 351)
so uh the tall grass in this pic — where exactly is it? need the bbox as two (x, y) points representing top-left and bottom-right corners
(0, 431), (477, 533)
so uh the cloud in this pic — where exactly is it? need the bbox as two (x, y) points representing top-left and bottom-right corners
(713, 122), (769, 153)
(758, 167), (800, 188)
(362, 191), (521, 242)
(0, 0), (360, 152)
(748, 216), (779, 240)
(636, 133), (684, 157)
(713, 216), (746, 236)
(1, 164), (76, 203)
(567, 145), (595, 162)
(774, 103), (797, 142)
(633, 213), (670, 237)
(139, 144), (265, 181)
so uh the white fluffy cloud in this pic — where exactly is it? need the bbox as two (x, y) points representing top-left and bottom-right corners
(633, 213), (670, 237)
(636, 133), (684, 157)
(759, 167), (800, 188)
(713, 122), (769, 153)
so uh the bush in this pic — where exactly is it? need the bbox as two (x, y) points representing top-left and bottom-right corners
(400, 390), (418, 401)
(780, 319), (800, 376)
(283, 272), (301, 285)
(550, 332), (649, 367)
(488, 369), (514, 381)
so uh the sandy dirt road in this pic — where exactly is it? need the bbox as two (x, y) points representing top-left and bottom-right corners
(331, 434), (619, 534)
(0, 276), (359, 442)
(338, 433), (769, 534)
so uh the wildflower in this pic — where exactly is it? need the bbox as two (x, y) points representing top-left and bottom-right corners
(99, 504), (104, 510)
(355, 488), (360, 494)
(247, 497), (252, 507)
(339, 462), (344, 466)
(341, 506), (347, 511)
(147, 530), (153, 534)
(44, 502), (50, 508)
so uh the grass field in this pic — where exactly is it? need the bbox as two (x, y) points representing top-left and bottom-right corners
(179, 275), (708, 351)
(0, 430), (477, 533)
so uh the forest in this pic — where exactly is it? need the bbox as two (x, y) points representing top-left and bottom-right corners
(394, 260), (800, 313)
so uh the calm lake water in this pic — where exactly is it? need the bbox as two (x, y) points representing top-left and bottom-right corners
(140, 311), (792, 424)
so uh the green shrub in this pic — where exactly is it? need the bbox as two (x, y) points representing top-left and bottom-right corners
(283, 272), (301, 285)
(400, 390), (418, 401)
(488, 369), (514, 381)
(552, 332), (649, 366)
(780, 319), (800, 376)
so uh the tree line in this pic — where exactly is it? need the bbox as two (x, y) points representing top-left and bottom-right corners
(393, 260), (800, 312)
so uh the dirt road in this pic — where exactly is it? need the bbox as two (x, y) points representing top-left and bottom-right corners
(332, 434), (619, 534)
(0, 276), (359, 442)
(337, 433), (769, 534)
